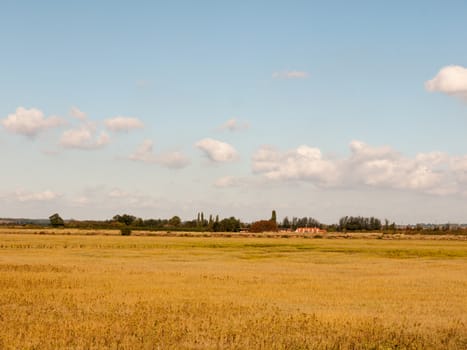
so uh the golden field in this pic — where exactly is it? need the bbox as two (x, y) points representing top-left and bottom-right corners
(0, 232), (466, 349)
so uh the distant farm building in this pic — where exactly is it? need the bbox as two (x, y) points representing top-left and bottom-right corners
(295, 227), (326, 234)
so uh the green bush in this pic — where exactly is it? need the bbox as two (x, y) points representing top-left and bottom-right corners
(249, 220), (278, 233)
(120, 227), (132, 236)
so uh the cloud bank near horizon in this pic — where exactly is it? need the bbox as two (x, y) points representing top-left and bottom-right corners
(250, 141), (467, 196)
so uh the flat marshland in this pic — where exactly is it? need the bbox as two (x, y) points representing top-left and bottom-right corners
(0, 233), (466, 349)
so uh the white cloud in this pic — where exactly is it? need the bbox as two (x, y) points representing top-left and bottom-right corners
(2, 107), (65, 137)
(129, 139), (154, 162)
(195, 138), (239, 163)
(252, 141), (467, 196)
(425, 65), (467, 99)
(272, 70), (309, 79)
(347, 141), (443, 192)
(70, 106), (87, 120)
(129, 139), (190, 169)
(219, 118), (249, 132)
(105, 116), (144, 132)
(15, 189), (60, 202)
(60, 122), (110, 150)
(252, 145), (339, 186)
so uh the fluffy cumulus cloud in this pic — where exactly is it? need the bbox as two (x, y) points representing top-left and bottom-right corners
(252, 141), (467, 196)
(70, 106), (87, 120)
(2, 107), (65, 137)
(105, 116), (144, 132)
(252, 145), (339, 186)
(60, 122), (110, 150)
(195, 138), (239, 163)
(129, 139), (190, 169)
(272, 70), (309, 79)
(425, 65), (467, 99)
(346, 141), (444, 192)
(219, 118), (249, 132)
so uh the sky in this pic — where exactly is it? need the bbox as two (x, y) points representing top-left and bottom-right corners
(1, 0), (467, 224)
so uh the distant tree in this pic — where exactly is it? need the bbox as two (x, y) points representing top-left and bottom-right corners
(271, 210), (277, 224)
(306, 217), (321, 228)
(144, 219), (164, 228)
(338, 216), (382, 231)
(208, 214), (214, 231)
(49, 213), (64, 227)
(113, 214), (137, 226)
(184, 219), (197, 228)
(133, 218), (144, 226)
(249, 220), (278, 233)
(120, 227), (132, 236)
(290, 217), (321, 229)
(292, 217), (298, 230)
(168, 216), (181, 227)
(214, 217), (241, 232)
(282, 216), (291, 229)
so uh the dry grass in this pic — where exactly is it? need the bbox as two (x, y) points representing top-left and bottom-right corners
(0, 233), (466, 349)
(2, 227), (465, 241)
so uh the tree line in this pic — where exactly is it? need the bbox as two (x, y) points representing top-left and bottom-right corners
(111, 212), (241, 232)
(46, 211), (466, 235)
(49, 211), (387, 233)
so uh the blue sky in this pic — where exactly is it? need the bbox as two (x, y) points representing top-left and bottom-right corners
(1, 1), (467, 223)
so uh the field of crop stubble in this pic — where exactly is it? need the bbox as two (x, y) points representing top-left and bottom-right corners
(0, 232), (466, 349)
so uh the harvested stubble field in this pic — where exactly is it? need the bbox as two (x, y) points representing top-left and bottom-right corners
(0, 232), (466, 349)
